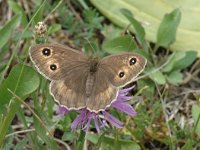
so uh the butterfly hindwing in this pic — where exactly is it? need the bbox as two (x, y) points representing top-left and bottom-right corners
(86, 68), (118, 112)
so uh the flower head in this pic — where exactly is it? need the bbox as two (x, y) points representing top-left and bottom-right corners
(56, 86), (137, 132)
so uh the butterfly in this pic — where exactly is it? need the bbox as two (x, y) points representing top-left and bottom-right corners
(29, 44), (147, 112)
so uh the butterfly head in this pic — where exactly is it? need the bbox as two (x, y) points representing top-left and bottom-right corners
(89, 58), (100, 73)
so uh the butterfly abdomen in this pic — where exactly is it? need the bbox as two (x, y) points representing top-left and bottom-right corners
(85, 59), (99, 97)
(85, 73), (95, 97)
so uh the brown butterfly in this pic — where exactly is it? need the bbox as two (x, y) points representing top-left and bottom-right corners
(29, 44), (147, 112)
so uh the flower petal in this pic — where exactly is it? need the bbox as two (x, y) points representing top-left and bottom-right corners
(112, 102), (137, 116)
(93, 114), (100, 133)
(100, 119), (108, 129)
(71, 109), (87, 130)
(103, 111), (124, 128)
(56, 106), (69, 117)
(60, 85), (139, 132)
(116, 96), (133, 102)
(119, 86), (135, 95)
(84, 115), (92, 133)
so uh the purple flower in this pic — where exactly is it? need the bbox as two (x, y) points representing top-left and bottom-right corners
(56, 86), (137, 132)
(56, 106), (69, 117)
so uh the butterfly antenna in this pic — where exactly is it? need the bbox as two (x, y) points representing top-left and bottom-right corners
(85, 38), (96, 54)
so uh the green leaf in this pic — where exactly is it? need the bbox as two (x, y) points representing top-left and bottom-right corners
(84, 41), (101, 57)
(163, 51), (197, 73)
(33, 114), (57, 149)
(173, 51), (197, 70)
(192, 103), (200, 137)
(83, 9), (103, 30)
(162, 52), (185, 73)
(167, 70), (183, 85)
(87, 134), (141, 150)
(0, 64), (40, 145)
(102, 25), (124, 41)
(13, 30), (33, 41)
(181, 139), (194, 150)
(102, 35), (137, 53)
(33, 5), (45, 23)
(75, 131), (85, 150)
(86, 133), (99, 144)
(8, 0), (28, 27)
(121, 9), (146, 48)
(149, 70), (166, 85)
(0, 14), (21, 49)
(90, 0), (200, 56)
(0, 64), (40, 111)
(48, 23), (61, 35)
(3, 132), (14, 150)
(157, 8), (181, 47)
(138, 79), (155, 98)
(14, 138), (28, 150)
(62, 131), (77, 141)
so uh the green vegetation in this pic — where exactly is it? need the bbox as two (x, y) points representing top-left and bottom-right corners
(0, 0), (199, 149)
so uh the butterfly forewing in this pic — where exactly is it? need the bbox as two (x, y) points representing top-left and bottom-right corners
(99, 52), (147, 87)
(29, 44), (88, 80)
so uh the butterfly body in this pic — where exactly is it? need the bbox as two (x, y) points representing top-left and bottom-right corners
(29, 44), (146, 112)
(85, 72), (95, 97)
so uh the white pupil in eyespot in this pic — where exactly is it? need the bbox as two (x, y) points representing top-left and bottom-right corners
(50, 64), (57, 71)
(129, 57), (137, 65)
(119, 72), (125, 78)
(42, 48), (51, 56)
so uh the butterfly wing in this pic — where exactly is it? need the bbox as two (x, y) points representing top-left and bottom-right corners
(50, 66), (118, 112)
(99, 52), (147, 87)
(30, 44), (90, 110)
(29, 44), (88, 80)
(86, 68), (118, 112)
(30, 45), (146, 112)
(50, 68), (89, 110)
(86, 52), (146, 111)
